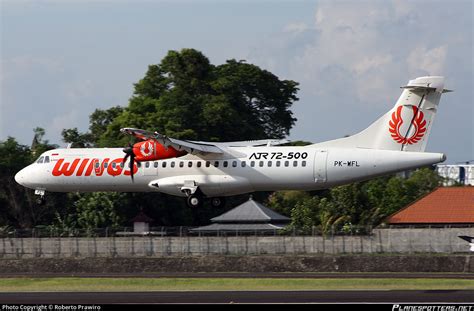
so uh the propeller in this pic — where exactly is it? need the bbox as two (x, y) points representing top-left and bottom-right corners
(122, 143), (136, 182)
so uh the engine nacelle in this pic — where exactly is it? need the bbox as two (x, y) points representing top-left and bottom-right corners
(132, 140), (186, 162)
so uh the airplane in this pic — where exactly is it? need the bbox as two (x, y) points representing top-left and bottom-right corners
(458, 236), (474, 252)
(15, 76), (451, 208)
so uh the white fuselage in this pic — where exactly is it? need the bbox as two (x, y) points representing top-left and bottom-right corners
(15, 146), (445, 198)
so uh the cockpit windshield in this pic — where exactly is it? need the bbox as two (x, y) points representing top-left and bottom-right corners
(36, 155), (50, 164)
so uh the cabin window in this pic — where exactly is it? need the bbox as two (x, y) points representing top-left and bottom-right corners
(232, 161), (237, 167)
(259, 161), (264, 167)
(293, 161), (298, 167)
(162, 162), (167, 168)
(206, 161), (211, 167)
(223, 161), (228, 167)
(44, 156), (50, 163)
(276, 161), (281, 167)
(284, 161), (289, 167)
(154, 162), (159, 168)
(37, 156), (44, 164)
(241, 161), (246, 167)
(171, 162), (175, 168)
(188, 162), (193, 168)
(179, 161), (184, 168)
(214, 161), (219, 168)
(268, 161), (272, 167)
(145, 162), (150, 168)
(95, 162), (100, 168)
(137, 162), (141, 168)
(197, 161), (202, 168)
(250, 161), (255, 167)
(302, 161), (306, 167)
(112, 162), (116, 169)
(104, 163), (108, 168)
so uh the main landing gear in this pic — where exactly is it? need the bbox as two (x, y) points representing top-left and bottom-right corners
(186, 194), (226, 208)
(187, 194), (203, 208)
(210, 197), (226, 208)
(180, 183), (226, 208)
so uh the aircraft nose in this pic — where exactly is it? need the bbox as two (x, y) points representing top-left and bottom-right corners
(14, 168), (26, 186)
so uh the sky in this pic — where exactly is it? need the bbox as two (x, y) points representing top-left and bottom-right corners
(1, 0), (473, 164)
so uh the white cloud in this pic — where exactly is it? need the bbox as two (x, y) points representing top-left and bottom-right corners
(1, 56), (64, 81)
(250, 1), (455, 108)
(407, 45), (448, 76)
(283, 22), (308, 34)
(352, 55), (393, 76)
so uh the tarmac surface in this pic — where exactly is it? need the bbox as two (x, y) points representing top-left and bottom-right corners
(1, 272), (473, 279)
(0, 290), (473, 303)
(1, 273), (472, 303)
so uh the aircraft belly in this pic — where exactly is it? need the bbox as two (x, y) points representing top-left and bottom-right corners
(44, 173), (154, 192)
(250, 167), (315, 191)
(151, 174), (252, 197)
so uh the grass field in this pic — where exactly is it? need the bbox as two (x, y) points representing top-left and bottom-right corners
(0, 278), (473, 292)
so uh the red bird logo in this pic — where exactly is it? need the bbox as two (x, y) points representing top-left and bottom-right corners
(388, 106), (427, 145)
(140, 141), (154, 157)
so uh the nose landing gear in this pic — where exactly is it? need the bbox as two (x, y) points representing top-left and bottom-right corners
(34, 189), (46, 206)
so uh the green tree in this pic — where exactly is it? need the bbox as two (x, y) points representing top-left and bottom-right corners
(100, 49), (299, 145)
(61, 128), (94, 148)
(74, 192), (124, 231)
(287, 196), (321, 234)
(267, 190), (311, 217)
(0, 134), (67, 228)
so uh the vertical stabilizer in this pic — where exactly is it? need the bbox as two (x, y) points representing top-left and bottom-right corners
(312, 76), (451, 152)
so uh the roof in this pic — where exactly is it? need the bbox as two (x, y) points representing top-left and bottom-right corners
(130, 210), (154, 223)
(210, 197), (290, 224)
(190, 223), (286, 233)
(386, 187), (474, 224)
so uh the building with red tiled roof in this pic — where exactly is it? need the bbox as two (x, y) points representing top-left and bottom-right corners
(386, 187), (474, 225)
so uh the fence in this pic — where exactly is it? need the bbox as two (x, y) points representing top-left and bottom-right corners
(0, 225), (374, 238)
(0, 227), (473, 258)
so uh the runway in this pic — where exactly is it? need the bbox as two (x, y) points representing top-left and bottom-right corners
(1, 272), (473, 279)
(0, 290), (473, 303)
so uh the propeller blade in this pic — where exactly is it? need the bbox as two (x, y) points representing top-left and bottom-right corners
(122, 153), (129, 166)
(122, 143), (135, 182)
(130, 153), (135, 182)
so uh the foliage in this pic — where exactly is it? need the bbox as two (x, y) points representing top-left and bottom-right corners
(95, 49), (298, 146)
(74, 192), (124, 230)
(0, 134), (67, 228)
(269, 167), (444, 234)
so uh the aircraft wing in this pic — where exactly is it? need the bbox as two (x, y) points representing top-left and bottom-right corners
(121, 128), (290, 154)
(189, 139), (291, 147)
(121, 128), (223, 154)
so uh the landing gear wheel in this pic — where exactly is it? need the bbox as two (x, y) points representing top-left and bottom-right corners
(187, 194), (203, 208)
(210, 197), (226, 208)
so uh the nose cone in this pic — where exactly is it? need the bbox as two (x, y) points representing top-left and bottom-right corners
(14, 168), (26, 186)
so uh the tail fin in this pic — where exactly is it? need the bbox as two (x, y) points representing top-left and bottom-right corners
(312, 76), (451, 152)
